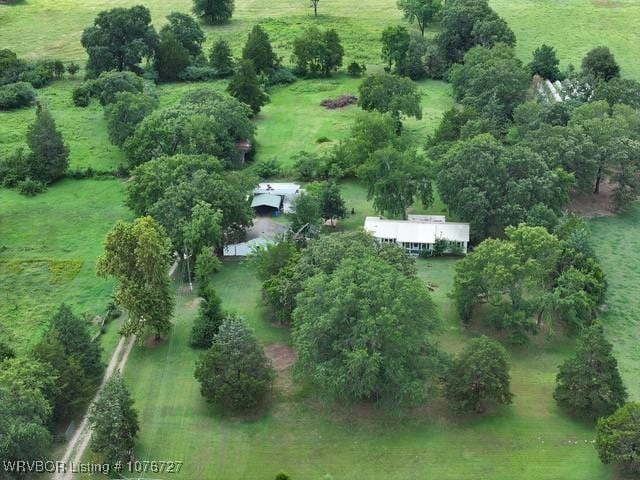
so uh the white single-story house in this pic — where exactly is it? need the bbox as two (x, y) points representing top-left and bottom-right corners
(364, 215), (470, 255)
(252, 183), (302, 214)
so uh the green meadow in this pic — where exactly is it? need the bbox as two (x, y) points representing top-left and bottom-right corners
(1, 0), (639, 478)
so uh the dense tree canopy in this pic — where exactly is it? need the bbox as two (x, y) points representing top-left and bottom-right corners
(126, 154), (255, 249)
(437, 134), (572, 240)
(293, 252), (441, 405)
(581, 46), (620, 82)
(444, 336), (513, 413)
(596, 402), (640, 474)
(97, 216), (174, 338)
(81, 6), (158, 77)
(452, 224), (606, 344)
(554, 323), (627, 419)
(124, 88), (255, 167)
(194, 316), (274, 410)
(449, 44), (530, 123)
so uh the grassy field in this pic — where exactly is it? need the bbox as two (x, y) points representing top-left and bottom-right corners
(0, 80), (127, 172)
(95, 257), (611, 480)
(590, 204), (640, 400)
(0, 179), (132, 353)
(492, 0), (640, 79)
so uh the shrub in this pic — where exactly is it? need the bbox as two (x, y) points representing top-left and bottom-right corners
(17, 61), (55, 88)
(347, 62), (366, 77)
(265, 67), (297, 86)
(66, 62), (80, 77)
(0, 82), (36, 109)
(292, 151), (326, 181)
(72, 84), (92, 107)
(0, 148), (30, 187)
(316, 136), (331, 144)
(178, 65), (219, 81)
(254, 158), (281, 178)
(17, 177), (46, 196)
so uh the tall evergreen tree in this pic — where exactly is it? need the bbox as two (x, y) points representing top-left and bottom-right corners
(242, 25), (277, 75)
(209, 38), (234, 76)
(554, 323), (627, 419)
(26, 103), (69, 184)
(89, 374), (139, 466)
(49, 304), (104, 381)
(190, 284), (225, 349)
(227, 60), (268, 114)
(154, 30), (190, 81)
(316, 181), (347, 225)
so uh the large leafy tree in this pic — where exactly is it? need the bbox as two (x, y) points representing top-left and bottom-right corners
(194, 316), (275, 410)
(381, 25), (410, 73)
(554, 323), (627, 419)
(596, 402), (640, 474)
(104, 91), (158, 147)
(127, 154), (255, 250)
(358, 73), (422, 122)
(161, 12), (205, 57)
(227, 59), (268, 114)
(437, 134), (572, 240)
(89, 374), (139, 466)
(444, 336), (513, 413)
(124, 88), (255, 167)
(293, 254), (441, 406)
(452, 224), (606, 344)
(242, 25), (277, 75)
(192, 0), (234, 25)
(26, 104), (69, 184)
(397, 0), (441, 37)
(449, 44), (530, 123)
(289, 191), (322, 237)
(97, 216), (174, 338)
(359, 146), (432, 219)
(81, 6), (158, 77)
(315, 181), (347, 225)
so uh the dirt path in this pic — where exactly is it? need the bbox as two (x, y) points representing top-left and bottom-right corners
(53, 334), (136, 480)
(53, 262), (178, 479)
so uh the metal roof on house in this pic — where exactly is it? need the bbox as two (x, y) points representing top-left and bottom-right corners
(364, 217), (470, 244)
(251, 193), (282, 209)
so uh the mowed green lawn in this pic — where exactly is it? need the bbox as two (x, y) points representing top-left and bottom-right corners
(106, 256), (611, 480)
(590, 204), (640, 400)
(0, 179), (132, 353)
(492, 0), (640, 79)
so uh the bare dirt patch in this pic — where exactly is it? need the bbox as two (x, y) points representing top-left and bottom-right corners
(144, 335), (168, 348)
(566, 181), (616, 218)
(264, 343), (297, 394)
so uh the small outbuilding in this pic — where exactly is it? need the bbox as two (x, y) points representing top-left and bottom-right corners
(251, 193), (283, 215)
(252, 183), (302, 214)
(364, 216), (470, 256)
